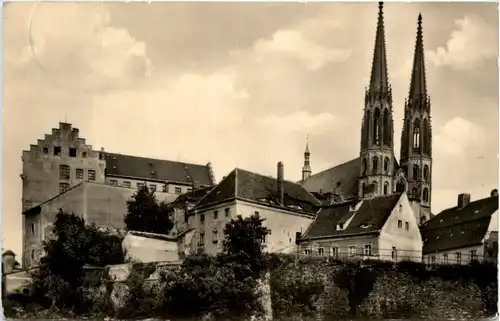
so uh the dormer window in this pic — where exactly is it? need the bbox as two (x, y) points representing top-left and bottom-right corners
(360, 224), (372, 229)
(337, 223), (344, 230)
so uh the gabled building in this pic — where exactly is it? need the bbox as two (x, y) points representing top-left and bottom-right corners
(299, 3), (434, 226)
(298, 192), (423, 262)
(189, 162), (322, 255)
(21, 122), (216, 267)
(421, 190), (499, 265)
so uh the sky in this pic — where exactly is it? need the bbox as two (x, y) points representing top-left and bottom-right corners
(2, 2), (498, 256)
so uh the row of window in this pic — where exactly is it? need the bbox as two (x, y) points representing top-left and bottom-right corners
(429, 251), (477, 264)
(200, 208), (232, 224)
(397, 219), (410, 230)
(43, 146), (92, 158)
(110, 180), (184, 194)
(402, 164), (430, 181)
(59, 165), (96, 181)
(362, 156), (391, 176)
(305, 245), (400, 260)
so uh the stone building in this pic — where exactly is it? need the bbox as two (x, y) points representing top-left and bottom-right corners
(188, 162), (322, 255)
(21, 122), (216, 267)
(300, 3), (433, 225)
(420, 190), (499, 265)
(297, 192), (423, 262)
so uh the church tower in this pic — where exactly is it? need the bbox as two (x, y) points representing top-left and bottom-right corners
(400, 14), (433, 224)
(302, 136), (312, 182)
(359, 2), (395, 198)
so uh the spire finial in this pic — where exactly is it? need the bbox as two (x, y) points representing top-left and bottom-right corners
(368, 1), (389, 95)
(305, 134), (310, 154)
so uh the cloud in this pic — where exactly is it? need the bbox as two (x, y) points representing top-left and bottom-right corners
(259, 111), (336, 134)
(15, 3), (153, 90)
(427, 15), (497, 70)
(433, 117), (485, 157)
(236, 29), (351, 71)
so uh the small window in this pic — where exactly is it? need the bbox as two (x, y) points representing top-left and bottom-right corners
(443, 254), (448, 264)
(399, 204), (403, 212)
(200, 214), (205, 224)
(304, 249), (312, 255)
(76, 168), (84, 180)
(212, 229), (218, 244)
(470, 250), (477, 261)
(31, 223), (36, 235)
(199, 233), (205, 246)
(31, 250), (35, 260)
(391, 246), (397, 260)
(69, 148), (77, 157)
(225, 208), (230, 217)
(59, 183), (70, 194)
(456, 252), (461, 264)
(54, 146), (61, 156)
(213, 211), (218, 220)
(82, 152), (87, 158)
(331, 247), (338, 257)
(348, 246), (356, 257)
(43, 147), (49, 154)
(398, 220), (402, 228)
(88, 170), (96, 181)
(59, 165), (70, 180)
(174, 187), (182, 194)
(162, 185), (167, 192)
(110, 180), (118, 187)
(364, 244), (372, 256)
(254, 211), (260, 218)
(123, 181), (131, 188)
(318, 248), (324, 256)
(137, 183), (145, 190)
(260, 234), (267, 244)
(405, 222), (409, 230)
(150, 184), (157, 192)
(431, 256), (436, 264)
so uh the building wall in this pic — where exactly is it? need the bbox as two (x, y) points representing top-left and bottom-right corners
(122, 234), (180, 263)
(23, 182), (179, 267)
(423, 245), (485, 265)
(379, 193), (423, 262)
(104, 176), (194, 198)
(191, 200), (314, 255)
(299, 234), (380, 259)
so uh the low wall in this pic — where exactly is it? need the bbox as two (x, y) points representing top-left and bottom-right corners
(269, 255), (498, 320)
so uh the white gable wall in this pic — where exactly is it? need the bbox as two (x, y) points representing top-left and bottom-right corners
(379, 193), (423, 262)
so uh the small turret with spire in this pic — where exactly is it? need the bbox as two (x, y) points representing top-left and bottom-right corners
(302, 135), (312, 182)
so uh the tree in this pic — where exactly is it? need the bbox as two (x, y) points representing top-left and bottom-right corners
(221, 214), (271, 279)
(124, 185), (173, 235)
(30, 210), (124, 311)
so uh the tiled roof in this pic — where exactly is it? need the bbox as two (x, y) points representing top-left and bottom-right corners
(104, 152), (214, 186)
(301, 158), (360, 198)
(302, 194), (401, 239)
(196, 168), (321, 215)
(421, 195), (498, 254)
(168, 186), (214, 209)
(301, 156), (400, 199)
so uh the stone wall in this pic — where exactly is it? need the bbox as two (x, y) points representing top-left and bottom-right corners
(269, 255), (497, 320)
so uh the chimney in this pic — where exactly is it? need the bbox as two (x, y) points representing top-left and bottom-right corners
(277, 162), (284, 205)
(491, 189), (498, 197)
(457, 193), (471, 209)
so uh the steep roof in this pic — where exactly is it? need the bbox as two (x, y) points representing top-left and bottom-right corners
(196, 168), (321, 215)
(300, 158), (360, 199)
(302, 194), (401, 239)
(421, 195), (498, 254)
(369, 2), (390, 95)
(168, 186), (215, 210)
(104, 152), (214, 186)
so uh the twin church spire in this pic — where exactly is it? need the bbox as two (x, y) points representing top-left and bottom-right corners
(302, 2), (432, 222)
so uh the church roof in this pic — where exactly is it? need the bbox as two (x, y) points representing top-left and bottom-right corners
(421, 195), (498, 254)
(408, 13), (428, 104)
(301, 194), (401, 240)
(300, 158), (360, 199)
(196, 168), (321, 215)
(369, 2), (390, 95)
(104, 152), (215, 186)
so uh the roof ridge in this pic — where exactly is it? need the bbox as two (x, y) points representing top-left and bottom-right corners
(305, 157), (359, 179)
(104, 152), (210, 168)
(195, 168), (237, 207)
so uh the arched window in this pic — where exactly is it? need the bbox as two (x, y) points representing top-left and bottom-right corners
(396, 180), (405, 193)
(411, 187), (418, 197)
(423, 165), (429, 181)
(383, 181), (389, 196)
(413, 164), (420, 180)
(384, 157), (390, 173)
(362, 158), (367, 176)
(372, 156), (379, 174)
(423, 118), (429, 154)
(374, 108), (381, 145)
(372, 181), (378, 194)
(383, 110), (389, 146)
(423, 188), (429, 202)
(365, 111), (371, 146)
(413, 118), (420, 149)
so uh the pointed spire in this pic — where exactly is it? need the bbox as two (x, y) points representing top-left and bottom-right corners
(305, 135), (310, 154)
(369, 2), (389, 94)
(408, 13), (428, 103)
